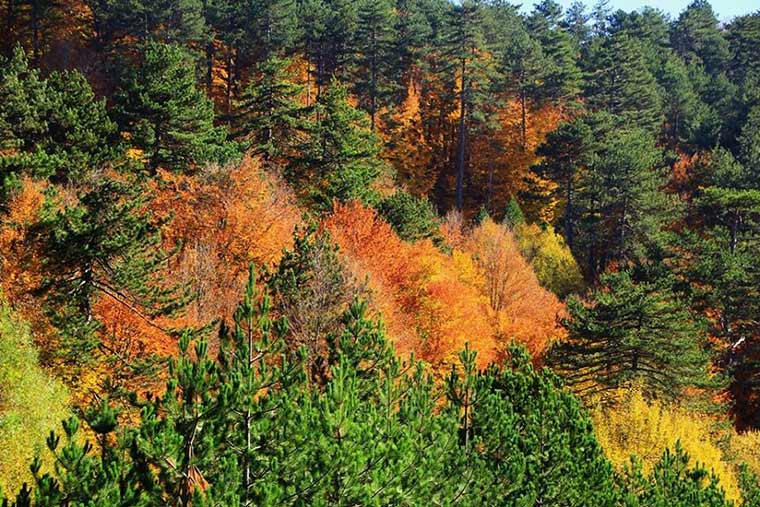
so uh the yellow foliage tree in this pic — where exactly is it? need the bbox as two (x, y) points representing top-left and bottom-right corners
(592, 388), (741, 503)
(515, 223), (584, 298)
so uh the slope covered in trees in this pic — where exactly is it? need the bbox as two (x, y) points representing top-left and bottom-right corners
(2, 0), (760, 504)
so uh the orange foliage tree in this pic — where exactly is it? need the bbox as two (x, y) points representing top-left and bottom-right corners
(150, 156), (301, 327)
(324, 202), (564, 370)
(458, 217), (565, 357)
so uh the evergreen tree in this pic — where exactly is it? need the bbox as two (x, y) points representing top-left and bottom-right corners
(115, 42), (238, 174)
(497, 15), (545, 148)
(623, 444), (734, 507)
(86, 0), (207, 47)
(726, 12), (760, 87)
(33, 174), (187, 365)
(532, 116), (595, 249)
(670, 0), (729, 76)
(392, 0), (434, 88)
(528, 0), (583, 106)
(268, 225), (359, 382)
(242, 0), (299, 62)
(548, 270), (712, 400)
(585, 32), (663, 134)
(442, 0), (491, 210)
(236, 55), (304, 165)
(0, 46), (119, 199)
(291, 81), (386, 208)
(502, 196), (526, 228)
(377, 190), (443, 244)
(562, 1), (591, 50)
(577, 126), (674, 273)
(657, 53), (705, 149)
(353, 0), (396, 131)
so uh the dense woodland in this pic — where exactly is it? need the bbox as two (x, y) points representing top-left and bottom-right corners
(2, 0), (760, 504)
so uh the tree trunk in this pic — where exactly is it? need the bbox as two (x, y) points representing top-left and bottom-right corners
(565, 174), (574, 249)
(369, 27), (377, 132)
(456, 55), (466, 211)
(306, 35), (312, 107)
(520, 86), (528, 150)
(31, 0), (40, 64)
(225, 48), (234, 119)
(730, 212), (740, 254)
(206, 39), (214, 95)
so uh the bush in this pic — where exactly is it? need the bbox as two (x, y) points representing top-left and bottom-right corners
(0, 297), (68, 494)
(376, 190), (442, 244)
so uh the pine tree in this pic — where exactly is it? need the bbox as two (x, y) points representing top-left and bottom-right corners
(242, 0), (299, 62)
(657, 53), (704, 149)
(268, 225), (358, 381)
(377, 190), (443, 244)
(528, 0), (583, 106)
(353, 0), (396, 131)
(498, 16), (545, 148)
(236, 55), (304, 165)
(532, 116), (595, 249)
(726, 12), (760, 87)
(562, 1), (591, 50)
(115, 42), (238, 174)
(623, 444), (734, 507)
(392, 0), (434, 88)
(34, 173), (187, 365)
(585, 32), (663, 134)
(13, 0), (62, 63)
(578, 126), (673, 273)
(0, 46), (120, 199)
(291, 81), (385, 209)
(670, 0), (729, 76)
(86, 0), (207, 47)
(548, 270), (712, 400)
(442, 0), (490, 211)
(502, 196), (526, 228)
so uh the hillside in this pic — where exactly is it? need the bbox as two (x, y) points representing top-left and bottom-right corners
(1, 0), (760, 505)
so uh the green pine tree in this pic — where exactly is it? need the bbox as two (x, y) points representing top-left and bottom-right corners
(115, 42), (238, 174)
(291, 80), (386, 209)
(548, 270), (712, 400)
(236, 55), (304, 166)
(585, 32), (664, 134)
(0, 45), (120, 200)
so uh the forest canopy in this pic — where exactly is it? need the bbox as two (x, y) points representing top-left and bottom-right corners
(2, 0), (760, 504)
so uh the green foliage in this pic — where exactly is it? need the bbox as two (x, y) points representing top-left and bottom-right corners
(549, 270), (713, 400)
(115, 42), (239, 174)
(0, 298), (68, 496)
(671, 0), (729, 76)
(86, 0), (207, 46)
(739, 465), (760, 507)
(0, 45), (120, 200)
(586, 32), (664, 134)
(292, 81), (386, 209)
(236, 55), (304, 164)
(377, 190), (443, 244)
(33, 173), (187, 366)
(622, 444), (734, 507)
(353, 0), (397, 130)
(5, 265), (727, 507)
(268, 225), (359, 381)
(502, 197), (526, 228)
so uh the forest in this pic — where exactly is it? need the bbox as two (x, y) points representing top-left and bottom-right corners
(1, 0), (760, 504)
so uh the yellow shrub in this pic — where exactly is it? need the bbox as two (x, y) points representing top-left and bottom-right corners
(592, 388), (740, 503)
(0, 297), (69, 495)
(728, 430), (760, 479)
(514, 223), (584, 299)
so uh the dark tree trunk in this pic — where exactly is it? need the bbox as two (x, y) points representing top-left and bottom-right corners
(456, 55), (466, 211)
